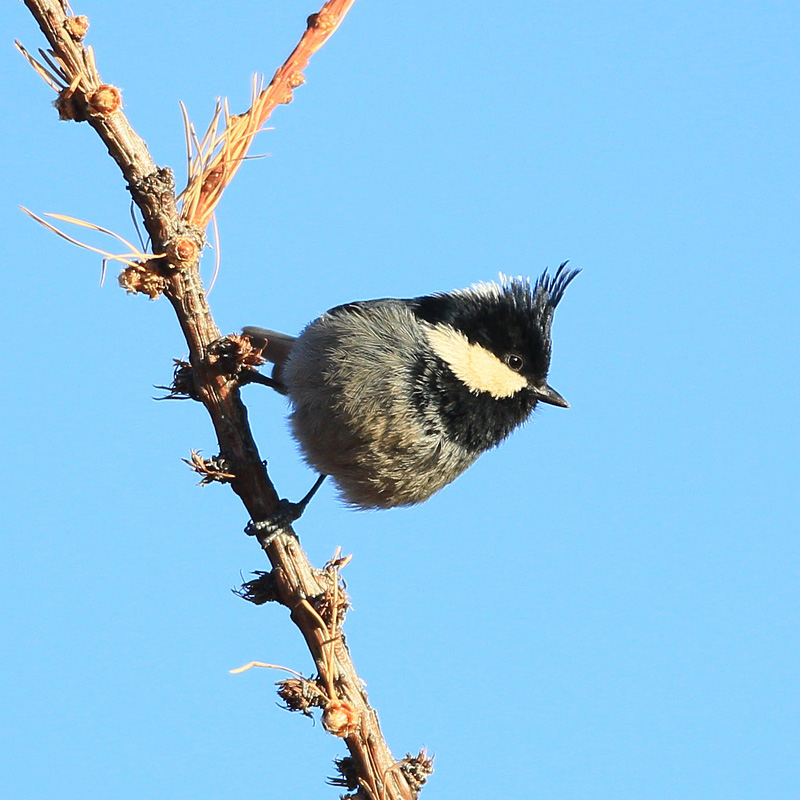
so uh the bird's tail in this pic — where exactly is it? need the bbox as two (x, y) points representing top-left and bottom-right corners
(242, 326), (296, 366)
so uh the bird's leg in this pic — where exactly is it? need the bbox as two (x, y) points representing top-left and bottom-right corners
(240, 369), (287, 394)
(293, 473), (328, 514)
(245, 474), (328, 547)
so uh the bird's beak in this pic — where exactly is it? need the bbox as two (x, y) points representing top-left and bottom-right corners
(533, 383), (569, 408)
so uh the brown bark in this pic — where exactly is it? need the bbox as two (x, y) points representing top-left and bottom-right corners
(18, 2), (431, 797)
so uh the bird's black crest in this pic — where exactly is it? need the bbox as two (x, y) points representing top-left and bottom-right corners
(533, 261), (581, 310)
(412, 263), (579, 335)
(458, 261), (580, 322)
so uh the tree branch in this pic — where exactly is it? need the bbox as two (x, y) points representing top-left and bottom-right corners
(18, 2), (431, 797)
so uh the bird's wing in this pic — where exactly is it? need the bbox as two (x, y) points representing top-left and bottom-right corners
(244, 299), (407, 363)
(324, 298), (408, 317)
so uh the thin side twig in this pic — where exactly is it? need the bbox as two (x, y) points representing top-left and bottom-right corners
(180, 0), (357, 229)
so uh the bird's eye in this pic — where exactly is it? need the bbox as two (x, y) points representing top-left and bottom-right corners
(506, 354), (524, 372)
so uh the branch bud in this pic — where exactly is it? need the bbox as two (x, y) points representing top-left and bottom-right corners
(308, 11), (337, 31)
(65, 15), (90, 41)
(322, 700), (359, 738)
(86, 84), (122, 116)
(118, 260), (167, 299)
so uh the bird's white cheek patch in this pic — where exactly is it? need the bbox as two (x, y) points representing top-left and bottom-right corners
(425, 325), (527, 399)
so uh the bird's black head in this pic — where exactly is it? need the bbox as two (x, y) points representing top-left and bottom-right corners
(412, 262), (579, 406)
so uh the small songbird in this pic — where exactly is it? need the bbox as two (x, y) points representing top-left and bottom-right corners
(244, 262), (579, 511)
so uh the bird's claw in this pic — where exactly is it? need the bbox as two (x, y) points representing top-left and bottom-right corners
(244, 475), (327, 547)
(245, 501), (303, 547)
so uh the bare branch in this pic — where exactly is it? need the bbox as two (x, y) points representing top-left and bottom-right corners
(19, 2), (427, 798)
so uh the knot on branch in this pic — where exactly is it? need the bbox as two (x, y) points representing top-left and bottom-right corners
(129, 167), (176, 210)
(183, 450), (235, 485)
(329, 756), (360, 791)
(153, 358), (199, 400)
(332, 750), (434, 799)
(235, 570), (279, 605)
(308, 11), (337, 31)
(199, 164), (225, 198)
(65, 15), (89, 41)
(165, 232), (202, 266)
(55, 86), (86, 121)
(399, 750), (435, 797)
(53, 83), (121, 123)
(322, 699), (359, 738)
(132, 166), (175, 194)
(277, 676), (328, 717)
(287, 71), (306, 89)
(117, 225), (202, 298)
(310, 581), (350, 630)
(118, 259), (168, 299)
(86, 84), (122, 116)
(207, 334), (266, 378)
(53, 80), (120, 123)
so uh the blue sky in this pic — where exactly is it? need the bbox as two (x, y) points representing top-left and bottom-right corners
(3, 2), (798, 798)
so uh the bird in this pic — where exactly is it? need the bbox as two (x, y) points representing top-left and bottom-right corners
(243, 262), (579, 513)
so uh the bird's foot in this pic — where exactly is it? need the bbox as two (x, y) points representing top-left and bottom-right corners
(244, 474), (327, 547)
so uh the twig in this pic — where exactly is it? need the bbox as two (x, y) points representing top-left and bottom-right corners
(180, 0), (357, 228)
(18, 2), (426, 798)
